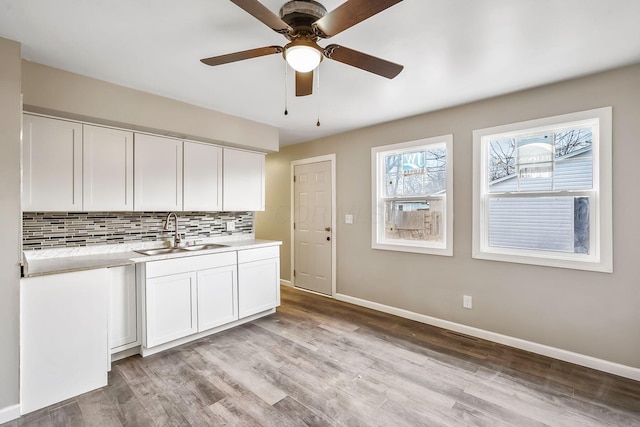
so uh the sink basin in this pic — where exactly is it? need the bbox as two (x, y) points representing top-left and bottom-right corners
(182, 244), (229, 251)
(135, 247), (187, 256)
(135, 243), (229, 256)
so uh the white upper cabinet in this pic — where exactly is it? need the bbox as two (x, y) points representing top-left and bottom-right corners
(134, 133), (183, 211)
(22, 114), (83, 211)
(22, 115), (267, 213)
(83, 125), (134, 211)
(223, 148), (265, 211)
(183, 141), (222, 211)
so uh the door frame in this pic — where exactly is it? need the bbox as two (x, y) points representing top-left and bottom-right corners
(290, 154), (337, 297)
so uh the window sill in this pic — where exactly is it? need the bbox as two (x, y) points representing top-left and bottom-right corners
(472, 249), (612, 273)
(373, 241), (452, 257)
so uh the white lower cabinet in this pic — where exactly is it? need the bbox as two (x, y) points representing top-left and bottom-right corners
(197, 265), (238, 331)
(238, 246), (281, 318)
(145, 272), (198, 348)
(109, 265), (139, 353)
(143, 251), (237, 349)
(141, 246), (280, 353)
(21, 269), (109, 414)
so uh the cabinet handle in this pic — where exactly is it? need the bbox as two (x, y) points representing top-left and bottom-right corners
(325, 227), (331, 232)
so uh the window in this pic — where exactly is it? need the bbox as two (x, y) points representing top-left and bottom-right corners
(473, 107), (612, 272)
(372, 135), (453, 255)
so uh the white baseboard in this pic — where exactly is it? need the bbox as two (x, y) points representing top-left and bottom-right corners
(0, 404), (20, 424)
(280, 279), (293, 287)
(335, 293), (640, 382)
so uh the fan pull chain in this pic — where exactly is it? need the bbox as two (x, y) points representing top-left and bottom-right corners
(316, 65), (321, 127)
(284, 62), (288, 116)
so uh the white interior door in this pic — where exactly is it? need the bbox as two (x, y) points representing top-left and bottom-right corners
(294, 160), (333, 295)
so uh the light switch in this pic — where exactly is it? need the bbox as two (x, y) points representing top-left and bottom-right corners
(345, 214), (354, 224)
(226, 221), (236, 232)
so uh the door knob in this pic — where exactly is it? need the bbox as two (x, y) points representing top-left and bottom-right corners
(325, 227), (331, 232)
(327, 236), (331, 241)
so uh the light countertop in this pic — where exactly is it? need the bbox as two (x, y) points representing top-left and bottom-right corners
(23, 239), (282, 278)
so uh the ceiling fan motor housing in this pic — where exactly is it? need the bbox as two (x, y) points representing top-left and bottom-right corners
(279, 0), (327, 37)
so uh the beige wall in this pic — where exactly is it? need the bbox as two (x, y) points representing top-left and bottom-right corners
(256, 63), (640, 369)
(21, 61), (279, 152)
(0, 37), (22, 413)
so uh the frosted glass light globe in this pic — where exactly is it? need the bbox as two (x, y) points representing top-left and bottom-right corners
(285, 45), (322, 73)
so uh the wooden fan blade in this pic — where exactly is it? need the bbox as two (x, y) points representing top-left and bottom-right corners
(324, 44), (403, 79)
(296, 71), (313, 97)
(313, 0), (403, 38)
(201, 46), (283, 66)
(230, 0), (292, 34)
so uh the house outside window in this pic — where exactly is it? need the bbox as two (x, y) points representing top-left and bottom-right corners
(371, 135), (453, 256)
(472, 107), (612, 272)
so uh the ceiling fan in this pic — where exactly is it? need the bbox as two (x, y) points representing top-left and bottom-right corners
(201, 0), (404, 97)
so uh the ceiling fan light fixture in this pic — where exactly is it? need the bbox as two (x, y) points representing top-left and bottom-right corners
(285, 44), (322, 73)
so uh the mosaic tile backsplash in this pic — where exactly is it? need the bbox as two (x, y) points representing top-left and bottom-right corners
(23, 211), (253, 250)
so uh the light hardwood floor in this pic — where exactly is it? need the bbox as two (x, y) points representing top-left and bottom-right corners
(4, 285), (640, 426)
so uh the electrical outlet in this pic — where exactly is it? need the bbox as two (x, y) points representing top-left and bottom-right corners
(345, 214), (354, 224)
(226, 221), (236, 232)
(463, 295), (473, 309)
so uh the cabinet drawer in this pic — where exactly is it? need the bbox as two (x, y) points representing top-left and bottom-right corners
(145, 251), (237, 278)
(237, 246), (280, 264)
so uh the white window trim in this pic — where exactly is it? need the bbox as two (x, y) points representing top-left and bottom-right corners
(472, 107), (612, 272)
(371, 134), (454, 256)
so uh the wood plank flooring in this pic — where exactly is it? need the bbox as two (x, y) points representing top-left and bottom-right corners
(4, 286), (640, 426)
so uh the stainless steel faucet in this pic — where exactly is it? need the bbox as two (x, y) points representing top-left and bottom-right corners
(163, 212), (182, 248)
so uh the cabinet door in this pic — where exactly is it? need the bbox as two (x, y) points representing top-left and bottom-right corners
(21, 269), (109, 414)
(134, 133), (183, 211)
(145, 272), (197, 348)
(109, 266), (138, 352)
(223, 148), (265, 211)
(22, 114), (82, 211)
(183, 141), (222, 211)
(83, 125), (134, 211)
(197, 265), (238, 331)
(238, 257), (280, 318)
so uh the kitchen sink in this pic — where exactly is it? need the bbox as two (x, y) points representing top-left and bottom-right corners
(135, 247), (188, 256)
(181, 243), (229, 251)
(135, 243), (229, 256)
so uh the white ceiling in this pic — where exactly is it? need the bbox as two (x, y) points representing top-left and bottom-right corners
(1, 0), (640, 147)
